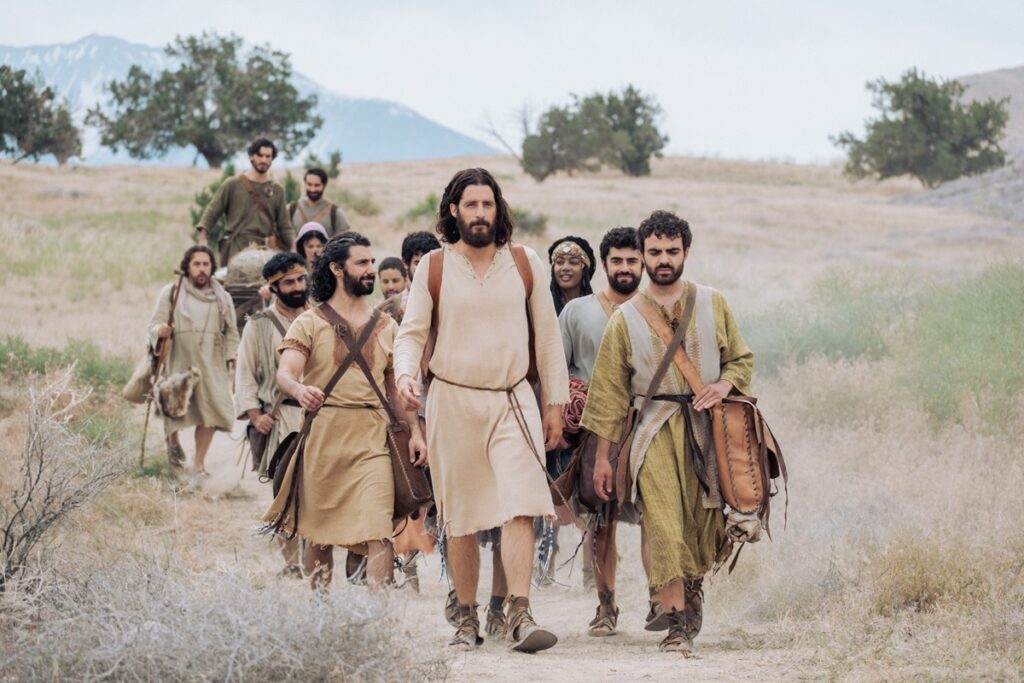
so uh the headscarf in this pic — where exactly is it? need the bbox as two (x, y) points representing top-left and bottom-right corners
(293, 222), (330, 259)
(180, 276), (233, 328)
(547, 235), (596, 315)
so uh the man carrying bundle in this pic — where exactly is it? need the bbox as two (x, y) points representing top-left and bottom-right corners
(583, 210), (754, 655)
(235, 252), (309, 576)
(394, 168), (569, 652)
(149, 245), (239, 473)
(195, 138), (295, 266)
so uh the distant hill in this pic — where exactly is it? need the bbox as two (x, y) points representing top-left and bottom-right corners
(0, 34), (496, 166)
(959, 65), (1024, 159)
(901, 65), (1024, 224)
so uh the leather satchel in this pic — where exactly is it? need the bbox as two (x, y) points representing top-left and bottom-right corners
(266, 305), (382, 530)
(550, 429), (626, 512)
(632, 288), (788, 539)
(322, 304), (433, 521)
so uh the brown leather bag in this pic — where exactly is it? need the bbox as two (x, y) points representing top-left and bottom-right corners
(632, 289), (788, 535)
(323, 304), (432, 521)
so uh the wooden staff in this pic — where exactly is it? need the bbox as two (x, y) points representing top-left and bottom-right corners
(139, 269), (185, 468)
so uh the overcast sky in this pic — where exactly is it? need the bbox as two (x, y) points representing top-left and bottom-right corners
(3, 0), (1022, 162)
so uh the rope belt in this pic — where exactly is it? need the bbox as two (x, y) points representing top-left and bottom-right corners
(431, 373), (579, 515)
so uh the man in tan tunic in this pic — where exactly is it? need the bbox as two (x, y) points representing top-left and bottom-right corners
(395, 168), (569, 653)
(263, 233), (426, 590)
(584, 211), (754, 655)
(235, 252), (308, 576)
(195, 138), (295, 265)
(149, 246), (239, 473)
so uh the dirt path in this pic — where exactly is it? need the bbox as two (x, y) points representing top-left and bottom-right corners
(163, 426), (820, 681)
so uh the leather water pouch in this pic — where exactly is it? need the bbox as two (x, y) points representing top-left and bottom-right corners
(246, 424), (268, 473)
(578, 430), (625, 512)
(613, 407), (638, 505)
(388, 419), (432, 521)
(268, 430), (300, 496)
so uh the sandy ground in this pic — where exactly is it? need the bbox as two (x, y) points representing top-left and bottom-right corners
(171, 422), (821, 682)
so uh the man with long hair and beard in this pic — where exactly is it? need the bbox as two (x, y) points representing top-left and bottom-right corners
(557, 226), (663, 636)
(235, 252), (310, 577)
(261, 233), (426, 590)
(149, 245), (239, 473)
(394, 168), (569, 652)
(583, 211), (754, 655)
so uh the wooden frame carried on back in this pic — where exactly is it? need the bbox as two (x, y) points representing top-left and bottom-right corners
(418, 245), (538, 386)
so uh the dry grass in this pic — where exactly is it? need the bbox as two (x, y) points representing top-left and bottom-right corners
(2, 154), (1023, 679)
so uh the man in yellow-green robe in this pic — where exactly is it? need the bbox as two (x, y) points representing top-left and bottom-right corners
(581, 210), (753, 656)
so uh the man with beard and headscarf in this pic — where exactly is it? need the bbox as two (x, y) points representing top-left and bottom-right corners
(557, 226), (662, 636)
(196, 138), (295, 266)
(394, 168), (569, 653)
(262, 233), (426, 591)
(288, 168), (352, 238)
(582, 211), (754, 656)
(235, 252), (309, 576)
(149, 245), (239, 473)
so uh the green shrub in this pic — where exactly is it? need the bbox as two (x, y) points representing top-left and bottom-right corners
(512, 207), (549, 235)
(332, 186), (380, 217)
(405, 192), (440, 221)
(870, 539), (984, 616)
(900, 263), (1024, 426)
(0, 335), (132, 394)
(743, 272), (901, 375)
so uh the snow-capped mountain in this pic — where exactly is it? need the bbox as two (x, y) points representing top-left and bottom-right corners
(0, 34), (495, 165)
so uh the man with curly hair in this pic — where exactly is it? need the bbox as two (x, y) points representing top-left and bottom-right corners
(394, 168), (569, 653)
(401, 230), (442, 281)
(583, 210), (754, 655)
(261, 233), (426, 590)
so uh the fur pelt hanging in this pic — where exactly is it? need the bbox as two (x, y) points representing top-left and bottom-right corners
(155, 367), (202, 418)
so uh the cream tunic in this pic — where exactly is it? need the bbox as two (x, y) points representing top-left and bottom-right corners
(147, 282), (238, 432)
(394, 244), (570, 537)
(234, 306), (305, 475)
